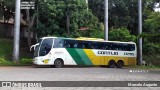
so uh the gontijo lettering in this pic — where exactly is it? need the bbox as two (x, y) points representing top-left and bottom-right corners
(98, 51), (118, 55)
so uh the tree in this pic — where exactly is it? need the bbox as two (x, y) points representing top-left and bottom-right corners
(37, 0), (100, 38)
(16, 0), (38, 48)
(88, 0), (160, 35)
(0, 0), (15, 37)
(144, 12), (160, 34)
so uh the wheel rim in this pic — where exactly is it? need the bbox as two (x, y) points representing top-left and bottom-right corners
(117, 61), (123, 68)
(55, 60), (63, 67)
(110, 62), (115, 67)
(109, 61), (115, 68)
(56, 61), (62, 66)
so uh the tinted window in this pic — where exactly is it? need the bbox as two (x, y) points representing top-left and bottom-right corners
(54, 39), (63, 48)
(110, 43), (135, 51)
(39, 38), (53, 56)
(34, 45), (40, 57)
(54, 39), (135, 51)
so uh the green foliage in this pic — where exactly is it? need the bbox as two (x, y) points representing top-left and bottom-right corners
(0, 0), (15, 20)
(144, 12), (160, 34)
(36, 0), (100, 38)
(108, 28), (136, 42)
(0, 59), (15, 65)
(140, 11), (160, 60)
(0, 39), (33, 65)
(20, 58), (32, 65)
(88, 0), (160, 35)
(143, 55), (160, 66)
(143, 43), (160, 55)
(139, 33), (160, 43)
(0, 39), (12, 61)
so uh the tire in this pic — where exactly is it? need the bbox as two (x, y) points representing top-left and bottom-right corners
(108, 60), (116, 68)
(54, 59), (63, 68)
(116, 60), (124, 68)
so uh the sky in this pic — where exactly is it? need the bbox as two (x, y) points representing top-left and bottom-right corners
(154, 3), (160, 12)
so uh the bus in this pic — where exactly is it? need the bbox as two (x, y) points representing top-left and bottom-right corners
(31, 37), (137, 68)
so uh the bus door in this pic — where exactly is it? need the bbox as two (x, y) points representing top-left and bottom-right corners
(38, 38), (53, 64)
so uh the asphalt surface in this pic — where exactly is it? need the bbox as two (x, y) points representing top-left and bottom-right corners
(0, 66), (160, 90)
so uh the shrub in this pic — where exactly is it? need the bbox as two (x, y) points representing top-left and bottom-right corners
(109, 28), (136, 42)
(20, 58), (33, 65)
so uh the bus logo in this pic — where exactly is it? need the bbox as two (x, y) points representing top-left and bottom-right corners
(2, 82), (11, 87)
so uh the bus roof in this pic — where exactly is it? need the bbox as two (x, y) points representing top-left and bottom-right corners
(40, 37), (136, 44)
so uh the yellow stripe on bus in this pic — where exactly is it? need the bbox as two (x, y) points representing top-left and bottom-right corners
(83, 49), (136, 66)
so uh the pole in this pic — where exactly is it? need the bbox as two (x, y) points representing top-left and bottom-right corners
(104, 0), (108, 41)
(36, 0), (39, 41)
(12, 0), (21, 63)
(86, 0), (88, 10)
(138, 0), (142, 65)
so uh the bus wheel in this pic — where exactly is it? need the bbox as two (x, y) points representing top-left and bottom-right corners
(54, 59), (63, 68)
(116, 60), (124, 68)
(108, 60), (116, 68)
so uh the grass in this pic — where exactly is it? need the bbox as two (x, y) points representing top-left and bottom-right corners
(0, 39), (13, 61)
(0, 38), (32, 66)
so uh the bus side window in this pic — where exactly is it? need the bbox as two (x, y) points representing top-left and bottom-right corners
(91, 42), (95, 49)
(82, 41), (90, 49)
(99, 43), (102, 49)
(77, 41), (82, 48)
(93, 43), (98, 49)
(105, 43), (112, 50)
(103, 43), (107, 50)
(122, 44), (128, 51)
(128, 44), (135, 51)
(73, 43), (78, 48)
(82, 42), (86, 48)
(69, 40), (75, 48)
(63, 40), (69, 48)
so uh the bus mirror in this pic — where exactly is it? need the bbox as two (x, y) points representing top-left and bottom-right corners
(30, 43), (39, 51)
(30, 45), (34, 51)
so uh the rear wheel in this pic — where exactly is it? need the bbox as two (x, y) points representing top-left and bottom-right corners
(116, 60), (124, 68)
(54, 59), (63, 68)
(108, 60), (116, 68)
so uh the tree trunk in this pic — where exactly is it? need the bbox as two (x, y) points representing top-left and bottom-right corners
(66, 15), (70, 36)
(26, 9), (31, 48)
(26, 9), (36, 48)
(2, 4), (5, 37)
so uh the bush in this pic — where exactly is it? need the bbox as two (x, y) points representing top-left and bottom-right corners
(0, 39), (12, 61)
(20, 58), (32, 65)
(143, 43), (160, 55)
(0, 58), (14, 65)
(143, 55), (160, 66)
(109, 28), (136, 42)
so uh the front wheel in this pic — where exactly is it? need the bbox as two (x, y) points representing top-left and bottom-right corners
(54, 59), (63, 68)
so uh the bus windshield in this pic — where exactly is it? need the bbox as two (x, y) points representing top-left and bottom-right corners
(39, 38), (53, 56)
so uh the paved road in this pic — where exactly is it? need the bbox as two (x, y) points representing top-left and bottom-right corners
(0, 66), (160, 90)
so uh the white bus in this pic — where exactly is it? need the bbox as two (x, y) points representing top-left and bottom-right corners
(31, 37), (137, 68)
